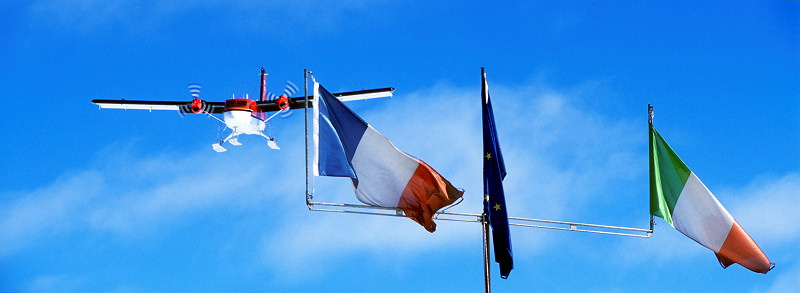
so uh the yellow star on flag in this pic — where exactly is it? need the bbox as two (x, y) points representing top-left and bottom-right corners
(493, 203), (501, 211)
(485, 152), (492, 160)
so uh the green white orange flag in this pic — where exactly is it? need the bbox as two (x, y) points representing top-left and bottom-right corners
(649, 123), (774, 274)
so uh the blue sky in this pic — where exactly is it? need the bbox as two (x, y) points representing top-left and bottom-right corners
(1, 1), (798, 292)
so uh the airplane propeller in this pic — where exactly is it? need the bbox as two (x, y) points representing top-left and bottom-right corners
(188, 83), (201, 99)
(266, 81), (298, 118)
(180, 84), (212, 115)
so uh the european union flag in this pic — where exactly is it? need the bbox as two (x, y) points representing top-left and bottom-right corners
(482, 68), (513, 279)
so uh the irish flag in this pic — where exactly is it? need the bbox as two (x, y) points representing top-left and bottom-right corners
(650, 123), (773, 273)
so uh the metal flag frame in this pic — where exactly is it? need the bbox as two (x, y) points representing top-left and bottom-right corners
(300, 69), (653, 292)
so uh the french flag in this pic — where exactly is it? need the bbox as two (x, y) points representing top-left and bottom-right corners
(313, 82), (464, 232)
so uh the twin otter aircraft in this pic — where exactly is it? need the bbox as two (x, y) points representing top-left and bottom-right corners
(92, 68), (393, 152)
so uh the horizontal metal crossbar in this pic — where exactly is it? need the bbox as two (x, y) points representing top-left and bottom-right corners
(307, 201), (652, 238)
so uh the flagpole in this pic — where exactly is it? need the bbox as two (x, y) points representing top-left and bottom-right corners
(648, 104), (655, 233)
(482, 213), (491, 293)
(481, 66), (494, 293)
(305, 69), (312, 205)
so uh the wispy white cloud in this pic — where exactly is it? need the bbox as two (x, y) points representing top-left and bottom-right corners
(496, 83), (644, 221)
(761, 261), (800, 293)
(0, 170), (104, 257)
(24, 274), (87, 292)
(722, 172), (800, 246)
(88, 154), (265, 234)
(259, 210), (478, 280)
(0, 141), (297, 257)
(365, 79), (645, 222)
(4, 79), (795, 292)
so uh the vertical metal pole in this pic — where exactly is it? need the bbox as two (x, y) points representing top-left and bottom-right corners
(481, 67), (491, 293)
(482, 213), (491, 293)
(648, 104), (654, 233)
(304, 69), (311, 206)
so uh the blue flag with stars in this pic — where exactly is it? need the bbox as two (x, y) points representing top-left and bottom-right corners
(482, 68), (513, 279)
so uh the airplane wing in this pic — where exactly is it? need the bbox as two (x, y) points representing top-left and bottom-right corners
(91, 99), (226, 113)
(92, 87), (394, 113)
(255, 87), (396, 112)
(329, 87), (395, 102)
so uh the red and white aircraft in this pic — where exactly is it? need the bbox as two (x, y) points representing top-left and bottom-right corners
(93, 68), (393, 152)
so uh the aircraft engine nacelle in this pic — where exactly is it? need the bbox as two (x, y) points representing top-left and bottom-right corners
(277, 95), (290, 110)
(190, 98), (204, 113)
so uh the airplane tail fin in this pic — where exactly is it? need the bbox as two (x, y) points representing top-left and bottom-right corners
(259, 67), (267, 102)
(254, 68), (268, 120)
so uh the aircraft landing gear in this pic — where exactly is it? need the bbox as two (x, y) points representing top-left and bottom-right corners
(212, 143), (227, 153)
(267, 138), (280, 150)
(212, 131), (239, 152)
(257, 132), (280, 150)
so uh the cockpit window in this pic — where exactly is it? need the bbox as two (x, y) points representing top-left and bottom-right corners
(225, 100), (249, 108)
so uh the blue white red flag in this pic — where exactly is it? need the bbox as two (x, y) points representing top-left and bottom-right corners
(313, 82), (463, 232)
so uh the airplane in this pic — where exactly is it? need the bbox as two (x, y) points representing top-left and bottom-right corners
(92, 68), (394, 152)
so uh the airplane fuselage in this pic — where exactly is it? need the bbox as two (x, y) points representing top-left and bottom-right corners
(223, 98), (265, 135)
